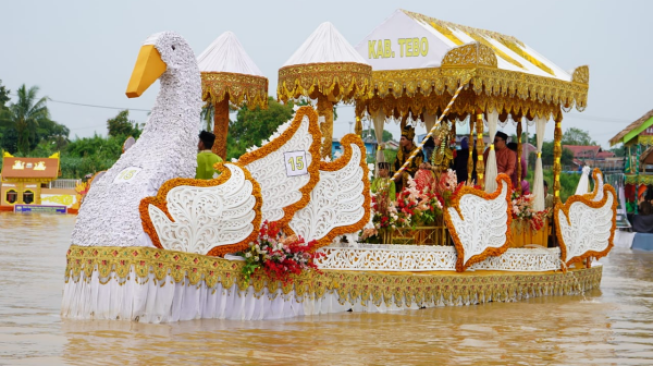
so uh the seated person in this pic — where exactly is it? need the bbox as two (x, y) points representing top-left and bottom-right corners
(638, 190), (653, 215)
(483, 131), (516, 184)
(371, 162), (396, 201)
(196, 131), (223, 180)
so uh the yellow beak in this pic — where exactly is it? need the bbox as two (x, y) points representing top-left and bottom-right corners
(125, 45), (167, 98)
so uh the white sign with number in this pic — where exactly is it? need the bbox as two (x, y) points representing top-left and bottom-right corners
(113, 167), (142, 184)
(283, 151), (308, 177)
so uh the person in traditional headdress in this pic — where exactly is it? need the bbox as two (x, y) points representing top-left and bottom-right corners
(371, 161), (396, 201)
(483, 131), (516, 182)
(392, 125), (424, 193)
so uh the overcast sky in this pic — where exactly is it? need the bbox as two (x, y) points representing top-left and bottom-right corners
(2, 0), (651, 148)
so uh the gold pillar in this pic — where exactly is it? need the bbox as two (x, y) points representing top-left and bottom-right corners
(211, 97), (230, 159)
(467, 118), (474, 183)
(317, 95), (334, 159)
(475, 110), (485, 189)
(354, 102), (365, 137)
(553, 112), (563, 204)
(516, 119), (523, 194)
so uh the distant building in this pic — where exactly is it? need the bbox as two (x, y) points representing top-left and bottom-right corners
(332, 136), (376, 159)
(563, 145), (623, 171)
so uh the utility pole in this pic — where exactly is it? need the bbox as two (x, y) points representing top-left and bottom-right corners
(348, 121), (353, 134)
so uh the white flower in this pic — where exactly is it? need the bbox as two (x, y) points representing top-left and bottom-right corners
(245, 252), (252, 258)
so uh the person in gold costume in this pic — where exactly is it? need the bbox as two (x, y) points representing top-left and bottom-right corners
(393, 125), (423, 193)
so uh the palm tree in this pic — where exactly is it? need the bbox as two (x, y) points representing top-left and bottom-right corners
(0, 84), (50, 155)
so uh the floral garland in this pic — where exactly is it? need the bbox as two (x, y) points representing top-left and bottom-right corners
(240, 221), (324, 286)
(237, 106), (322, 229)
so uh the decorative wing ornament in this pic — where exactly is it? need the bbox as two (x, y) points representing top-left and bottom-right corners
(287, 134), (371, 249)
(140, 163), (262, 256)
(555, 168), (617, 267)
(237, 106), (321, 227)
(444, 174), (512, 272)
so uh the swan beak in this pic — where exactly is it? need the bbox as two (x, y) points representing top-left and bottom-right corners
(126, 45), (166, 98)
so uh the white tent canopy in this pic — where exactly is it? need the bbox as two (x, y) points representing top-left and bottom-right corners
(198, 31), (264, 76)
(284, 22), (369, 66)
(355, 9), (572, 81)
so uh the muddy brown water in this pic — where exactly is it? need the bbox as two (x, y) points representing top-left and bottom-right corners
(0, 212), (652, 365)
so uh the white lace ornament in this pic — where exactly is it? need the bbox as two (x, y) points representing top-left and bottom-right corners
(148, 164), (258, 255)
(239, 112), (320, 224)
(316, 243), (561, 272)
(289, 140), (368, 245)
(557, 186), (616, 265)
(446, 177), (510, 269)
(72, 32), (201, 248)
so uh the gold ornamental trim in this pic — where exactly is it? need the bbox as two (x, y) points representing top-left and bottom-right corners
(201, 71), (269, 110)
(277, 62), (372, 103)
(64, 244), (603, 307)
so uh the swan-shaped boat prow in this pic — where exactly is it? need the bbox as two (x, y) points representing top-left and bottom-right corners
(444, 174), (513, 272)
(555, 169), (617, 267)
(71, 32), (201, 248)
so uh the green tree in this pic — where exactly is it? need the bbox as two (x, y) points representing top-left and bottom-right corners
(529, 141), (574, 170)
(107, 110), (141, 138)
(561, 127), (597, 146)
(0, 79), (10, 110)
(362, 128), (393, 142)
(609, 146), (626, 158)
(226, 97), (296, 160)
(0, 84), (50, 155)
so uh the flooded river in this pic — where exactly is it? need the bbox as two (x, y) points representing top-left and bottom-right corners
(1, 212), (652, 365)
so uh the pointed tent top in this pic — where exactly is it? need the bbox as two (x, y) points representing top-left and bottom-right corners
(198, 31), (264, 76)
(283, 22), (369, 66)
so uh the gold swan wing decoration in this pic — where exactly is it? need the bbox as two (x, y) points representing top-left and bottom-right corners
(286, 134), (371, 249)
(140, 163), (262, 256)
(555, 169), (617, 267)
(444, 174), (513, 272)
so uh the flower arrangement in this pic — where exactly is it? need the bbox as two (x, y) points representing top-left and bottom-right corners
(240, 221), (323, 285)
(511, 192), (549, 231)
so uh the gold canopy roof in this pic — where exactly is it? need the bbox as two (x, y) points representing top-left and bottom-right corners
(355, 10), (589, 121)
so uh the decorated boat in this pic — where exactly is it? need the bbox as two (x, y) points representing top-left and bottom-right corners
(62, 11), (616, 323)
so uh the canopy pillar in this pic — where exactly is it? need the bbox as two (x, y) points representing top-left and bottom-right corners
(516, 119), (523, 194)
(317, 95), (334, 159)
(553, 113), (563, 204)
(212, 97), (230, 159)
(475, 110), (485, 189)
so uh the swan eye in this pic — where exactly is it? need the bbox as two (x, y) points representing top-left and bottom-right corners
(171, 45), (176, 51)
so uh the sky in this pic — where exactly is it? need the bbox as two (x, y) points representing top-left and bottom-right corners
(2, 0), (651, 148)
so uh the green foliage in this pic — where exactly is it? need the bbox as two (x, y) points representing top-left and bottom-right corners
(528, 141), (574, 169)
(362, 128), (394, 142)
(609, 146), (626, 158)
(0, 84), (50, 155)
(107, 110), (141, 138)
(225, 97), (296, 160)
(0, 79), (9, 110)
(561, 127), (597, 146)
(525, 169), (581, 203)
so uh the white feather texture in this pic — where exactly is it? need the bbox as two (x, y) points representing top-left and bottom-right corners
(289, 143), (366, 242)
(148, 164), (257, 255)
(446, 181), (509, 265)
(239, 114), (315, 223)
(557, 189), (615, 263)
(72, 32), (201, 247)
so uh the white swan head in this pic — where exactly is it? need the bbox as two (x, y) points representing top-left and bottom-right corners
(126, 32), (196, 98)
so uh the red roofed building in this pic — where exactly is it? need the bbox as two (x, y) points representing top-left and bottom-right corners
(563, 145), (623, 171)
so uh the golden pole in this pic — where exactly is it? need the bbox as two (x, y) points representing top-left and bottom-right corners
(516, 118), (523, 194)
(467, 117), (474, 183)
(553, 112), (563, 204)
(475, 110), (485, 189)
(355, 102), (365, 137)
(212, 97), (230, 159)
(317, 95), (334, 159)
